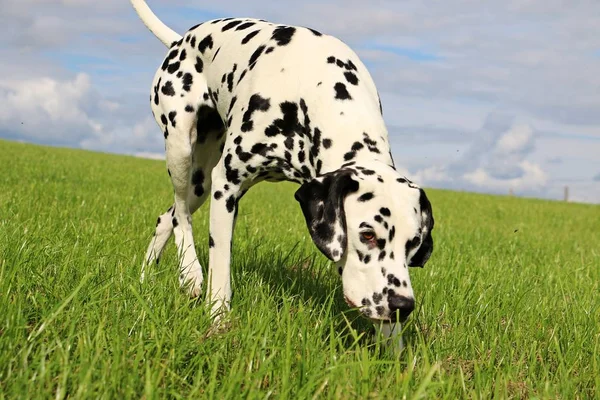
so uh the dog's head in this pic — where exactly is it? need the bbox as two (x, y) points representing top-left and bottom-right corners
(295, 162), (434, 322)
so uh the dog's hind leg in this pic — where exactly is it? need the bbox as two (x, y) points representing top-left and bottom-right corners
(141, 140), (222, 283)
(139, 49), (226, 295)
(141, 94), (225, 295)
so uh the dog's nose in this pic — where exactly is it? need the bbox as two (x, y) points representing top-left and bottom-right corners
(388, 295), (415, 322)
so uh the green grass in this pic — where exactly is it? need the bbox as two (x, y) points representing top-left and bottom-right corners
(0, 138), (598, 399)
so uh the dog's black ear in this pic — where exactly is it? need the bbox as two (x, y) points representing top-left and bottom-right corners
(409, 189), (435, 267)
(294, 169), (359, 262)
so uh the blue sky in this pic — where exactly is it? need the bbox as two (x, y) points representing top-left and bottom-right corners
(1, 0), (599, 203)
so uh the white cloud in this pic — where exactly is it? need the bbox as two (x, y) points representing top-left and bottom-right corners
(0, 73), (161, 153)
(0, 0), (599, 202)
(0, 73), (99, 142)
(463, 161), (547, 192)
(404, 113), (547, 195)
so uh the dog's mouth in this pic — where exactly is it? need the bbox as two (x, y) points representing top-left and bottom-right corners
(344, 295), (357, 308)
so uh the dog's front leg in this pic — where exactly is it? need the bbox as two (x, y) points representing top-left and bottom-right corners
(207, 164), (242, 319)
(374, 322), (404, 354)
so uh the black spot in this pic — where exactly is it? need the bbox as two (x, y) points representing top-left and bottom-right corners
(224, 154), (240, 185)
(284, 136), (294, 150)
(343, 151), (356, 161)
(307, 27), (322, 36)
(242, 30), (260, 44)
(194, 57), (204, 73)
(389, 226), (396, 242)
(241, 94), (271, 132)
(236, 22), (255, 31)
(364, 255), (371, 264)
(376, 306), (385, 316)
(161, 49), (179, 71)
(358, 192), (374, 202)
(344, 72), (359, 85)
(237, 147), (253, 162)
(351, 141), (364, 151)
(323, 138), (332, 149)
(214, 191), (223, 200)
(212, 47), (221, 61)
(222, 20), (242, 31)
(172, 217), (179, 228)
(191, 169), (204, 185)
(161, 81), (175, 96)
(264, 101), (306, 138)
(226, 195), (236, 213)
(156, 217), (161, 226)
(160, 114), (167, 126)
(185, 104), (194, 113)
(226, 64), (238, 92)
(168, 111), (177, 127)
(361, 298), (372, 306)
(373, 292), (383, 304)
(182, 73), (193, 91)
(334, 82), (352, 100)
(327, 56), (336, 64)
(227, 96), (238, 116)
(209, 235), (215, 248)
(390, 252), (394, 260)
(380, 207), (391, 217)
(376, 238), (386, 249)
(179, 49), (187, 61)
(357, 250), (364, 262)
(249, 45), (266, 69)
(198, 34), (213, 53)
(387, 274), (395, 285)
(271, 26), (296, 46)
(194, 184), (204, 197)
(167, 61), (180, 74)
(378, 251), (386, 261)
(237, 69), (248, 85)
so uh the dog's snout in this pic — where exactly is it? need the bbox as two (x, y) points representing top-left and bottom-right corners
(388, 295), (415, 321)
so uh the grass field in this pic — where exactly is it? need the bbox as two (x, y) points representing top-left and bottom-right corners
(0, 138), (598, 399)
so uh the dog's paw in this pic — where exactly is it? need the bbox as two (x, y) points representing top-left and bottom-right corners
(179, 264), (203, 298)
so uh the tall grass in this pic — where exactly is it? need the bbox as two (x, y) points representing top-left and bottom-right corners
(1, 139), (598, 398)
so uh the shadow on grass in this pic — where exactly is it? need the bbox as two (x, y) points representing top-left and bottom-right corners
(229, 241), (406, 352)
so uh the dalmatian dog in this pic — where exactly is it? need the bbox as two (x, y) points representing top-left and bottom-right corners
(131, 0), (434, 351)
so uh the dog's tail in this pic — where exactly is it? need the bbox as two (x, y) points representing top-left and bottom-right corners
(130, 0), (182, 47)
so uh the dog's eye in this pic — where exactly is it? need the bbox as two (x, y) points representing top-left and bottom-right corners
(360, 231), (376, 241)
